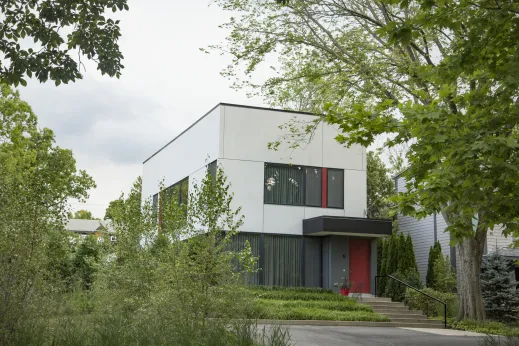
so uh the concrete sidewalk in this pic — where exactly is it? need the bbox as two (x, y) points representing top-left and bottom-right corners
(283, 325), (482, 346)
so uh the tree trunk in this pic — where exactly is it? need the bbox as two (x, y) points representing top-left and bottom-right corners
(456, 228), (487, 321)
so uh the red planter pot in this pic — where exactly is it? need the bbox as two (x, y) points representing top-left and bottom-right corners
(340, 287), (350, 296)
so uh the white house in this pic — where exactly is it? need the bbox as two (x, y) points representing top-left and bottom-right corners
(142, 103), (391, 293)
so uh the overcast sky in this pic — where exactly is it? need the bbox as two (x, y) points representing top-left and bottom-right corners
(18, 1), (265, 218)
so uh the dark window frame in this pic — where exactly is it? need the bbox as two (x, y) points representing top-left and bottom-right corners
(264, 162), (305, 207)
(163, 176), (189, 207)
(326, 168), (344, 209)
(264, 163), (343, 209)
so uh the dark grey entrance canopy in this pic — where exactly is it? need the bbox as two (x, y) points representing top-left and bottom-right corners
(303, 216), (392, 237)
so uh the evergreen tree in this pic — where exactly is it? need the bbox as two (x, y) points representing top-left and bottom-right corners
(385, 235), (398, 276)
(377, 238), (383, 276)
(426, 241), (442, 288)
(406, 235), (418, 273)
(432, 255), (457, 293)
(379, 239), (389, 294)
(481, 249), (519, 322)
(397, 233), (407, 272)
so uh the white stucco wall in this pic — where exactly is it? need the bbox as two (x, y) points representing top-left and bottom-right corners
(142, 103), (368, 236)
(142, 106), (221, 201)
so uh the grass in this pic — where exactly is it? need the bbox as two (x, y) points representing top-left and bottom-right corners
(450, 319), (519, 337)
(249, 287), (389, 322)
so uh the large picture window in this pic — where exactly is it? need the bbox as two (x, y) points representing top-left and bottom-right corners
(265, 163), (342, 208)
(327, 169), (344, 208)
(264, 164), (304, 206)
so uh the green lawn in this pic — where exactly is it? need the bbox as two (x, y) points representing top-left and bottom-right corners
(249, 287), (389, 322)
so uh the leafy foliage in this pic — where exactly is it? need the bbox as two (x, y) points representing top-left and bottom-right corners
(432, 255), (457, 293)
(0, 84), (95, 344)
(104, 199), (124, 220)
(405, 288), (458, 318)
(210, 0), (519, 320)
(366, 151), (394, 219)
(481, 249), (519, 322)
(68, 209), (97, 220)
(0, 0), (128, 86)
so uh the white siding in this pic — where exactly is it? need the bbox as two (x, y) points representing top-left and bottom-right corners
(142, 107), (221, 200)
(487, 225), (514, 252)
(263, 204), (305, 235)
(218, 159), (264, 234)
(435, 214), (452, 257)
(143, 104), (370, 237)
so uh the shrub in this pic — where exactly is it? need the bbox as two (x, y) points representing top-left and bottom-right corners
(426, 241), (442, 288)
(254, 301), (389, 322)
(250, 290), (353, 302)
(432, 255), (457, 293)
(255, 299), (374, 313)
(385, 270), (422, 302)
(405, 287), (458, 318)
(481, 249), (519, 322)
(250, 286), (333, 294)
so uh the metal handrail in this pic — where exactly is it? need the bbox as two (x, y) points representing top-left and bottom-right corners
(375, 275), (447, 329)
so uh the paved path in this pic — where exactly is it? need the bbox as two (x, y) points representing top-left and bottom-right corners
(284, 326), (483, 346)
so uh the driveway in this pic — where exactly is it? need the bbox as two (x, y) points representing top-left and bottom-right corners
(284, 326), (483, 346)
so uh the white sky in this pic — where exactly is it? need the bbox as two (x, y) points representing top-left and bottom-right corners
(18, 1), (266, 219)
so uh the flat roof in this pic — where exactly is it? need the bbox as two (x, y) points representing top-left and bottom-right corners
(303, 215), (392, 237)
(142, 103), (316, 164)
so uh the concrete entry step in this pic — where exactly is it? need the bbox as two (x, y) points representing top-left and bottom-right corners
(389, 318), (444, 324)
(383, 313), (427, 320)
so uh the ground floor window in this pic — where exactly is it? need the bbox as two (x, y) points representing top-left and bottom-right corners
(264, 235), (302, 287)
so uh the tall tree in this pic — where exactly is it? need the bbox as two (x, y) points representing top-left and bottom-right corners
(366, 151), (394, 219)
(104, 199), (125, 220)
(0, 0), (128, 87)
(211, 0), (519, 320)
(69, 209), (97, 220)
(0, 84), (95, 343)
(426, 242), (442, 289)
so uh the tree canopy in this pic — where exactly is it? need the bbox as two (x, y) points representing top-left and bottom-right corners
(366, 151), (394, 219)
(0, 84), (95, 341)
(69, 209), (97, 220)
(0, 0), (128, 87)
(211, 0), (519, 321)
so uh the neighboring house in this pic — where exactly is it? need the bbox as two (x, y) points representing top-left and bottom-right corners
(142, 103), (392, 294)
(65, 219), (116, 243)
(395, 172), (519, 282)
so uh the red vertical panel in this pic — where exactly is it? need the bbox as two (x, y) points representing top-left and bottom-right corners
(322, 168), (327, 208)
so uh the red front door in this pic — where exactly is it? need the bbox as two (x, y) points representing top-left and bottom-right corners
(349, 238), (371, 293)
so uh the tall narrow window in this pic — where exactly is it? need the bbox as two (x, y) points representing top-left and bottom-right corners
(152, 193), (158, 218)
(264, 164), (304, 206)
(179, 178), (189, 206)
(305, 167), (322, 207)
(208, 160), (217, 180)
(327, 169), (344, 208)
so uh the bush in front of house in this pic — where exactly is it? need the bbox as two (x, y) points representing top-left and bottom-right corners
(431, 254), (457, 293)
(378, 232), (421, 300)
(405, 287), (458, 318)
(426, 241), (442, 289)
(250, 286), (333, 294)
(481, 249), (519, 322)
